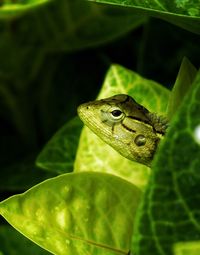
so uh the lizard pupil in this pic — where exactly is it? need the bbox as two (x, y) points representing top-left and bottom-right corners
(111, 110), (123, 117)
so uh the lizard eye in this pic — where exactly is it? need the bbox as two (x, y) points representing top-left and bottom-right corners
(101, 107), (125, 124)
(110, 109), (124, 120)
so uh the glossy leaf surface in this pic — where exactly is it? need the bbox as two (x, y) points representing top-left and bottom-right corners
(0, 172), (141, 255)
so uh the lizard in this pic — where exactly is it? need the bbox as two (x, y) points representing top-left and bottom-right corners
(77, 94), (168, 167)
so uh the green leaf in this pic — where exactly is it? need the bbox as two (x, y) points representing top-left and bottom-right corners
(75, 65), (170, 189)
(0, 225), (50, 255)
(167, 57), (197, 119)
(0, 0), (50, 19)
(36, 117), (83, 174)
(88, 0), (200, 34)
(0, 172), (141, 255)
(0, 0), (145, 52)
(0, 45), (48, 149)
(174, 241), (200, 255)
(132, 70), (200, 254)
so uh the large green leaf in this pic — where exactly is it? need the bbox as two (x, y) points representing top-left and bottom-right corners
(174, 241), (200, 255)
(75, 65), (170, 189)
(0, 225), (50, 255)
(132, 70), (200, 254)
(0, 0), (145, 52)
(88, 0), (200, 34)
(0, 172), (141, 255)
(36, 117), (83, 174)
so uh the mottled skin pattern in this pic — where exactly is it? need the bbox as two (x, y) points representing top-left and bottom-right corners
(78, 94), (168, 167)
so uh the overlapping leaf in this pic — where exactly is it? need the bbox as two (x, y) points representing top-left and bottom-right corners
(132, 71), (200, 254)
(0, 172), (141, 255)
(36, 117), (83, 173)
(88, 0), (200, 34)
(75, 64), (170, 189)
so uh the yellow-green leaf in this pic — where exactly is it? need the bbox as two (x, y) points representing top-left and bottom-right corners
(0, 172), (141, 255)
(167, 57), (197, 119)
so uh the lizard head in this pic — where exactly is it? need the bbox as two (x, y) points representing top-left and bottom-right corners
(78, 94), (168, 166)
